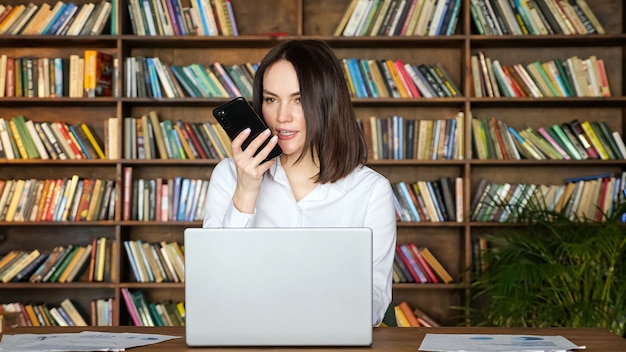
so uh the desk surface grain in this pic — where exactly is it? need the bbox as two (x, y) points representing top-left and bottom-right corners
(6, 326), (626, 351)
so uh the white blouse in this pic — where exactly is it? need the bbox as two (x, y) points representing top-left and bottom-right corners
(203, 158), (397, 326)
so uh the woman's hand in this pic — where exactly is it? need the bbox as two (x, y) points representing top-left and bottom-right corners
(231, 128), (278, 213)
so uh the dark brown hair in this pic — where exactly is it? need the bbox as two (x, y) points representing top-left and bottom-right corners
(252, 39), (367, 184)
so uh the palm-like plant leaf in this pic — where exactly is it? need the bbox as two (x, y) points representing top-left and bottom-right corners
(470, 202), (626, 336)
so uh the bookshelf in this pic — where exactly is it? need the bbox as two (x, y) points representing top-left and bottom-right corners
(0, 0), (624, 327)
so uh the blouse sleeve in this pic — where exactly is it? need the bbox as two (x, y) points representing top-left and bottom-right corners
(202, 158), (254, 228)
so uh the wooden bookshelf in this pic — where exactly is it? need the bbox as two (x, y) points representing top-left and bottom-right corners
(0, 0), (624, 327)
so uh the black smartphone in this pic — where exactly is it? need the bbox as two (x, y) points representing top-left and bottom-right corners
(212, 97), (282, 163)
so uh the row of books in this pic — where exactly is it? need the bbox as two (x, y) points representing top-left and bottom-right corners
(123, 169), (209, 222)
(394, 243), (454, 284)
(343, 58), (461, 99)
(0, 0), (112, 36)
(128, 0), (238, 36)
(1, 299), (101, 327)
(0, 178), (116, 223)
(470, 0), (605, 36)
(471, 117), (626, 161)
(3, 52), (610, 100)
(126, 177), (208, 222)
(0, 117), (106, 160)
(0, 174), (259, 225)
(471, 52), (611, 98)
(121, 288), (185, 326)
(0, 237), (114, 283)
(123, 112), (232, 160)
(336, 0), (461, 37)
(470, 173), (626, 223)
(124, 56), (256, 98)
(0, 51), (117, 98)
(360, 113), (464, 160)
(392, 301), (441, 327)
(392, 177), (463, 223)
(124, 240), (185, 283)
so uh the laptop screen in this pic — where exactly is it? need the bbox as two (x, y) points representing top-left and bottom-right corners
(184, 227), (373, 346)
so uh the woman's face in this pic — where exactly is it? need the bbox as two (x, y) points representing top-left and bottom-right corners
(261, 60), (307, 158)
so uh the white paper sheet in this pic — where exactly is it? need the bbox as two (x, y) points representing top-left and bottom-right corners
(418, 333), (587, 352)
(0, 331), (180, 352)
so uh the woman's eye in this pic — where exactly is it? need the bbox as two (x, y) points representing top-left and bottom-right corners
(264, 97), (276, 103)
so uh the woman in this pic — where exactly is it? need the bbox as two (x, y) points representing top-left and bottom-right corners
(203, 39), (396, 326)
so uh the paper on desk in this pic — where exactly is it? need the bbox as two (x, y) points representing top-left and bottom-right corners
(0, 331), (180, 352)
(418, 334), (586, 352)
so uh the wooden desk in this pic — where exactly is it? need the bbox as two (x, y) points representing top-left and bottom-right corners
(5, 326), (626, 351)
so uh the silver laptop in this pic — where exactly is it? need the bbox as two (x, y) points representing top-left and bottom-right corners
(184, 227), (373, 346)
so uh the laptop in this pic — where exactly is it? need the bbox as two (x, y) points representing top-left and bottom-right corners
(184, 227), (373, 347)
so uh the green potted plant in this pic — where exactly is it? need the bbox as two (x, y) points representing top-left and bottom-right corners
(469, 191), (626, 336)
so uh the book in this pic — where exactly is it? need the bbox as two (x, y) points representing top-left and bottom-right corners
(575, 0), (604, 34)
(413, 306), (441, 327)
(408, 243), (439, 283)
(594, 121), (620, 160)
(394, 305), (411, 327)
(8, 3), (38, 35)
(65, 243), (93, 283)
(397, 301), (420, 327)
(611, 131), (626, 160)
(566, 119), (597, 158)
(84, 50), (114, 97)
(12, 116), (39, 159)
(148, 111), (168, 159)
(580, 120), (609, 160)
(1, 249), (40, 283)
(334, 0), (360, 36)
(557, 122), (588, 159)
(420, 247), (453, 283)
(369, 0), (393, 36)
(80, 123), (106, 159)
(61, 298), (87, 326)
(397, 244), (428, 283)
(121, 288), (143, 326)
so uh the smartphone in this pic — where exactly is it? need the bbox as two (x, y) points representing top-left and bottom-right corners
(212, 97), (282, 163)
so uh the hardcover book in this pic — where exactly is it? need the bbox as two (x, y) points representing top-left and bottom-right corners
(84, 50), (114, 97)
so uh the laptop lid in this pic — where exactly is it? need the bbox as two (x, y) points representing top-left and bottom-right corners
(184, 227), (373, 346)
